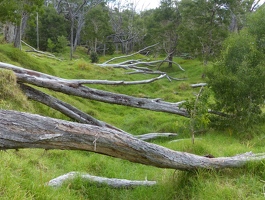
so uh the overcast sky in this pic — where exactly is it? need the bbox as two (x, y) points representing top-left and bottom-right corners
(123, 0), (265, 11)
(125, 0), (265, 10)
(134, 0), (160, 10)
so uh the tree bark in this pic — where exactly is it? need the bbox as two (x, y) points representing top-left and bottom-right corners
(1, 110), (265, 170)
(3, 22), (15, 43)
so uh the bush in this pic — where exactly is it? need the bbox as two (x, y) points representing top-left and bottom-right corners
(207, 30), (265, 129)
(47, 36), (68, 53)
(90, 51), (99, 63)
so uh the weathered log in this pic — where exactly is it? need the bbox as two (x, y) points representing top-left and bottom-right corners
(1, 110), (265, 170)
(0, 62), (189, 117)
(47, 171), (156, 188)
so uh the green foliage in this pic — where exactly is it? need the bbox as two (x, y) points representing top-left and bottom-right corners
(25, 6), (68, 51)
(207, 30), (265, 129)
(0, 0), (43, 24)
(82, 3), (113, 54)
(90, 51), (99, 63)
(183, 87), (210, 143)
(47, 38), (55, 52)
(47, 36), (68, 53)
(144, 1), (180, 59)
(178, 0), (230, 64)
(247, 5), (265, 53)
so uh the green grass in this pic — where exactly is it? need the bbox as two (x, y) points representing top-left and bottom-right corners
(0, 43), (265, 199)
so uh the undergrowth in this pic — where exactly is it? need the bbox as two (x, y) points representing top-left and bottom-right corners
(0, 44), (265, 199)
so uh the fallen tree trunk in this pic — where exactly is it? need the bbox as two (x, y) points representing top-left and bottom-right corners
(47, 171), (156, 188)
(1, 110), (265, 170)
(0, 62), (189, 117)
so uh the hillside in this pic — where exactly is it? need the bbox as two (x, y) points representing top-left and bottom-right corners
(1, 44), (265, 199)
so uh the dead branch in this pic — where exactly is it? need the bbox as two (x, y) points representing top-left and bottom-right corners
(135, 133), (178, 141)
(21, 40), (61, 61)
(47, 171), (156, 188)
(102, 43), (159, 64)
(97, 44), (184, 76)
(1, 110), (265, 171)
(97, 60), (185, 72)
(191, 83), (207, 88)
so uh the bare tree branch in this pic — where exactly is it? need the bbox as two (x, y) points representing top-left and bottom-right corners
(135, 133), (178, 141)
(21, 40), (60, 61)
(102, 44), (159, 65)
(47, 171), (156, 188)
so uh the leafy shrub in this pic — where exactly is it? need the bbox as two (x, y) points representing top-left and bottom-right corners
(90, 51), (99, 63)
(47, 38), (55, 52)
(47, 36), (68, 53)
(207, 30), (265, 129)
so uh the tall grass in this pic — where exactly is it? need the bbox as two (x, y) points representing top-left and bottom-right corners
(0, 44), (265, 199)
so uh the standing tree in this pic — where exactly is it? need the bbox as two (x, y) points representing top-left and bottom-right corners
(108, 1), (146, 54)
(82, 3), (113, 55)
(178, 0), (231, 65)
(144, 0), (181, 67)
(54, 0), (106, 60)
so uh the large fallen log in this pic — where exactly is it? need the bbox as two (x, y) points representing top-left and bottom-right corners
(1, 110), (265, 171)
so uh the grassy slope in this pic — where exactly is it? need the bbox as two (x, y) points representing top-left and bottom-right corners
(0, 44), (265, 199)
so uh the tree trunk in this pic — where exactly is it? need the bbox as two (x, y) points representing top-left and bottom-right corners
(70, 18), (74, 60)
(3, 22), (15, 43)
(14, 12), (29, 49)
(0, 110), (265, 171)
(74, 12), (85, 51)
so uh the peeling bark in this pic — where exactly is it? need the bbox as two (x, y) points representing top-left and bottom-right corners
(1, 110), (265, 171)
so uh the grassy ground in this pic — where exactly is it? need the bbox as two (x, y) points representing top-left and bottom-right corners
(0, 44), (265, 199)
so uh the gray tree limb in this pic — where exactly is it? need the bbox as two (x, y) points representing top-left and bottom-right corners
(47, 171), (156, 188)
(135, 133), (178, 141)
